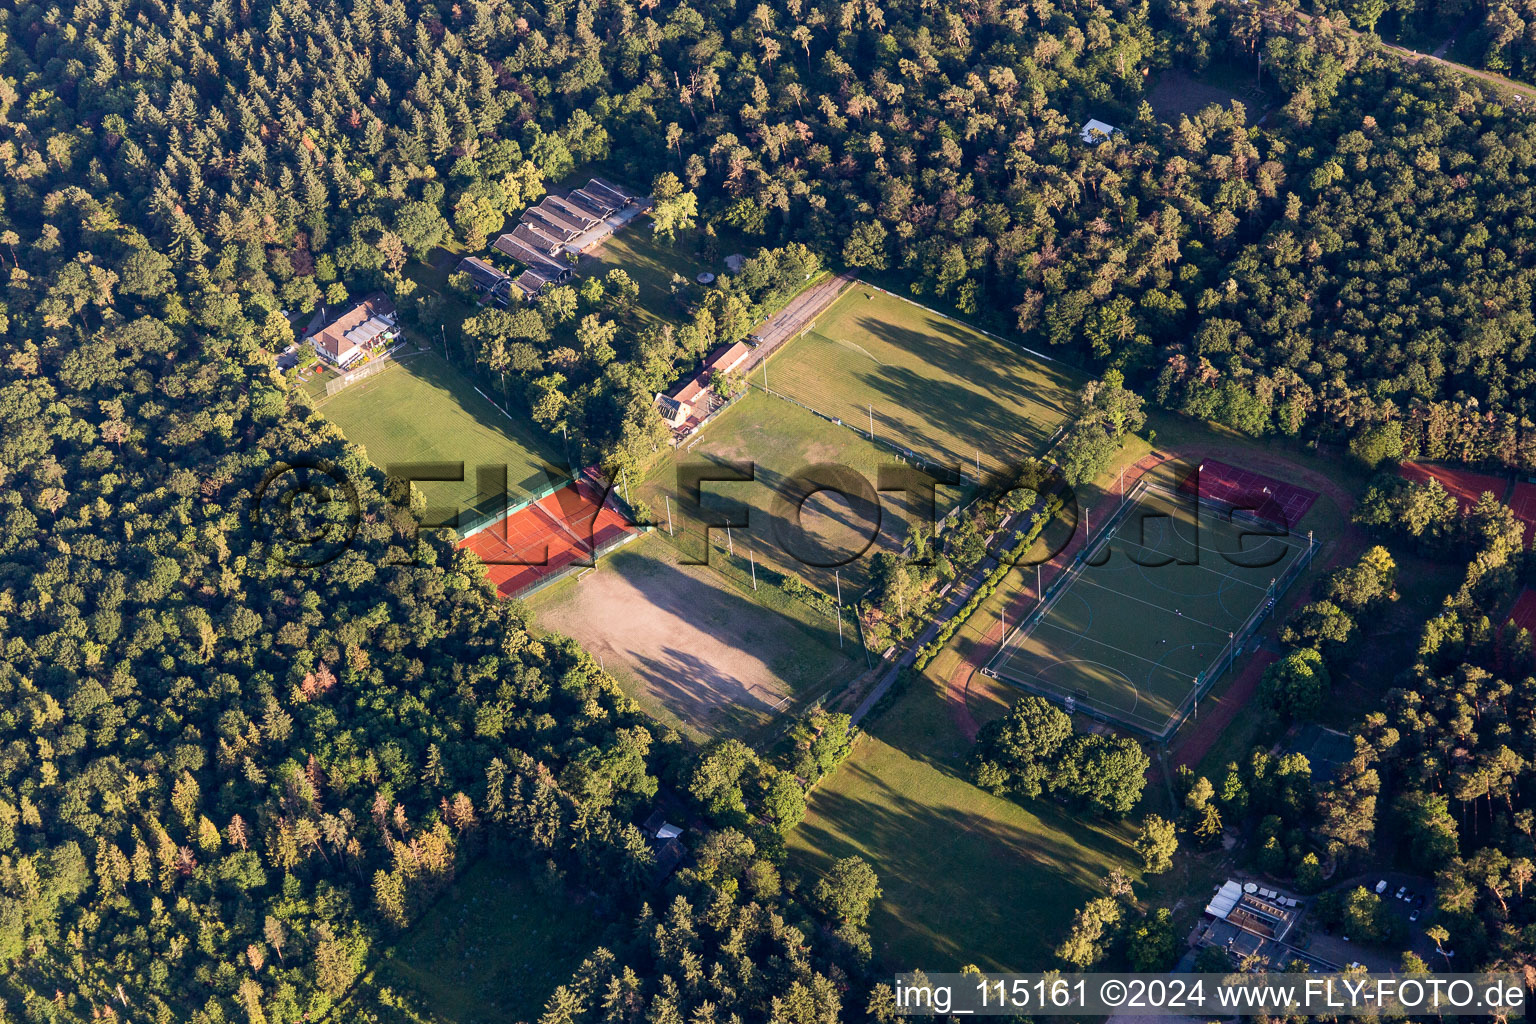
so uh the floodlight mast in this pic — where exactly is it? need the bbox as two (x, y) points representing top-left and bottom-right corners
(835, 570), (843, 648)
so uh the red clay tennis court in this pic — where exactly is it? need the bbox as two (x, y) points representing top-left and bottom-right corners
(1509, 587), (1536, 638)
(460, 478), (638, 597)
(1179, 459), (1318, 527)
(1399, 461), (1510, 514)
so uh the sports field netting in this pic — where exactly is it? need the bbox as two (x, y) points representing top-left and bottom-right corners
(759, 288), (1082, 478)
(986, 481), (1316, 739)
(528, 485), (598, 554)
(1181, 459), (1318, 527)
(460, 481), (638, 598)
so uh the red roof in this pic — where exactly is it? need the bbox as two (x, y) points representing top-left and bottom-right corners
(706, 341), (750, 375)
(671, 375), (708, 404)
(311, 293), (395, 362)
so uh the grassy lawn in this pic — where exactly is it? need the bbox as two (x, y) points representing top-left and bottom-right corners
(299, 362), (340, 402)
(362, 857), (611, 1024)
(636, 388), (948, 596)
(528, 533), (861, 744)
(407, 250), (491, 356)
(765, 287), (1083, 481)
(583, 223), (710, 327)
(787, 667), (1141, 972)
(316, 349), (566, 516)
(1147, 68), (1258, 123)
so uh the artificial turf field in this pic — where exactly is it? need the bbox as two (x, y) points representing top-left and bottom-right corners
(762, 287), (1082, 479)
(316, 349), (566, 518)
(988, 482), (1314, 737)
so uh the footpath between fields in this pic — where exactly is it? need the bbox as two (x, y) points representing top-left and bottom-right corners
(844, 502), (1043, 726)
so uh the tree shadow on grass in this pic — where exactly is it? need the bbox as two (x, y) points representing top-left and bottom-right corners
(627, 645), (776, 737)
(387, 350), (568, 499)
(655, 450), (936, 595)
(793, 761), (1133, 970)
(853, 360), (1053, 474)
(848, 310), (1080, 410)
(831, 312), (1080, 465)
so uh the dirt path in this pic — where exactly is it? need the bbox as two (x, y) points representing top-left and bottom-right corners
(941, 485), (1099, 742)
(744, 271), (855, 366)
(1263, 3), (1536, 102)
(939, 445), (1365, 751)
(848, 508), (1036, 727)
(1391, 45), (1536, 101)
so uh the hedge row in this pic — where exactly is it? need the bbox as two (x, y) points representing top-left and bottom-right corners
(913, 506), (1057, 671)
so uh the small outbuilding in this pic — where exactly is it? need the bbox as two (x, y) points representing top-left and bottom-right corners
(455, 256), (516, 307)
(705, 341), (751, 376)
(1080, 118), (1118, 144)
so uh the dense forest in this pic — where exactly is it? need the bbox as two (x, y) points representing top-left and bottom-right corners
(7, 0), (1533, 477)
(4, 0), (1536, 1015)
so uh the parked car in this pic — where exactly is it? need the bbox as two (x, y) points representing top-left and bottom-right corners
(1409, 909), (1420, 922)
(1375, 879), (1388, 894)
(1395, 886), (1408, 900)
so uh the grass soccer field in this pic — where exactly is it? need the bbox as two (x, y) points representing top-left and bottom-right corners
(636, 387), (943, 595)
(317, 350), (566, 518)
(987, 482), (1315, 738)
(762, 288), (1082, 478)
(787, 669), (1141, 972)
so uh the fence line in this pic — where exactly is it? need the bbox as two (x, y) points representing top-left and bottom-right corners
(506, 525), (649, 601)
(990, 476), (1148, 667)
(750, 337), (1070, 488)
(854, 279), (1062, 367)
(986, 478), (1323, 742)
(676, 388), (742, 449)
(752, 381), (973, 480)
(322, 342), (410, 397)
(1158, 528), (1319, 741)
(738, 270), (852, 370)
(456, 474), (572, 541)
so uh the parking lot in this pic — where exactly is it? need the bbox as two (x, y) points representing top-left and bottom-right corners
(1310, 873), (1439, 971)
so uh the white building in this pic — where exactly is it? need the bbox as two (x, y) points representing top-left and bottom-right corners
(1080, 118), (1118, 144)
